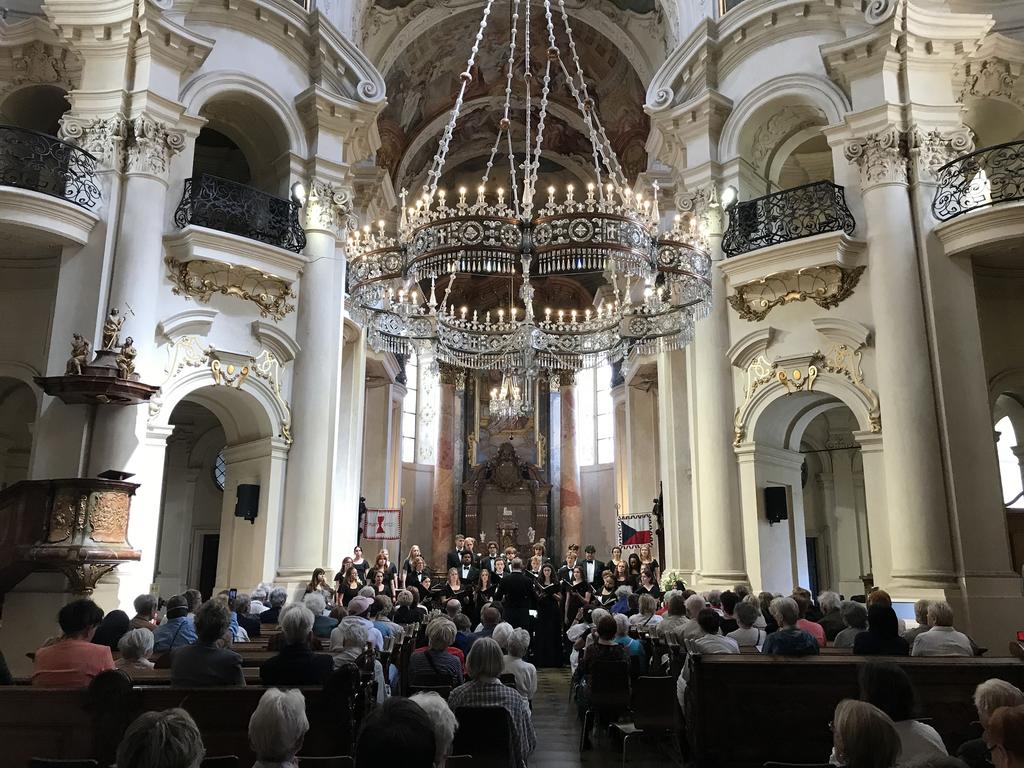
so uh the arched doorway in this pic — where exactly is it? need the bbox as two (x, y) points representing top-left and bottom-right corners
(0, 84), (69, 134)
(993, 392), (1024, 573)
(153, 383), (284, 600)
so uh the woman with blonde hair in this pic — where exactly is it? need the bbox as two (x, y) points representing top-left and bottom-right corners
(638, 543), (661, 583)
(401, 544), (422, 588)
(832, 699), (901, 768)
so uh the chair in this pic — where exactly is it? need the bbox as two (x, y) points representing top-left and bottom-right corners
(451, 706), (517, 768)
(200, 758), (239, 768)
(611, 676), (683, 767)
(29, 761), (99, 768)
(409, 684), (452, 699)
(297, 757), (354, 768)
(499, 672), (517, 688)
(579, 660), (631, 752)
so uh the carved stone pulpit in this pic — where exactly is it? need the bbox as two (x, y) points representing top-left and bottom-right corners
(462, 443), (550, 554)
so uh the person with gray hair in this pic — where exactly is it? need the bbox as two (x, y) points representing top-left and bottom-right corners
(260, 604), (333, 686)
(727, 601), (766, 648)
(250, 586), (270, 615)
(664, 593), (709, 644)
(629, 593), (664, 628)
(911, 601), (972, 657)
(234, 594), (261, 639)
(169, 599), (245, 686)
(408, 618), (463, 688)
(834, 601), (869, 649)
(491, 621), (515, 652)
(818, 591), (845, 641)
(503, 627), (537, 700)
(762, 597), (819, 656)
(248, 688), (309, 767)
(130, 594), (158, 632)
(958, 679), (1024, 768)
(902, 599), (932, 646)
(449, 638), (535, 768)
(116, 628), (155, 671)
(261, 587), (289, 624)
(115, 708), (205, 768)
(329, 617), (387, 700)
(302, 592), (339, 638)
(410, 691), (458, 766)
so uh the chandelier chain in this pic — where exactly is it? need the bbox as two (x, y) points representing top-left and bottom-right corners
(482, 0), (521, 191)
(524, 0), (558, 212)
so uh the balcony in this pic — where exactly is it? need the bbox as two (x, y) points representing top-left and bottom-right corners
(932, 141), (1024, 262)
(0, 125), (101, 246)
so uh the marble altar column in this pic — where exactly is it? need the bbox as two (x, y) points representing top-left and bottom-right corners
(431, 375), (457, 572)
(559, 379), (583, 550)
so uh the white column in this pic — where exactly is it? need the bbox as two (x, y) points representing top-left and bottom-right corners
(626, 380), (659, 519)
(853, 431), (888, 590)
(279, 186), (347, 581)
(656, 348), (695, 580)
(830, 449), (867, 599)
(694, 223), (747, 587)
(611, 385), (628, 516)
(330, 327), (366, 568)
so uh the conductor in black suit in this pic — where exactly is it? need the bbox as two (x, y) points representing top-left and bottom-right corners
(581, 545), (605, 588)
(495, 557), (535, 629)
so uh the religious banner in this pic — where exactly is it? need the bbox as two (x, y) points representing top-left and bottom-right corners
(616, 513), (653, 549)
(363, 508), (402, 541)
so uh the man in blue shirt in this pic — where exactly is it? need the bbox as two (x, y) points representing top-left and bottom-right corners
(153, 595), (198, 651)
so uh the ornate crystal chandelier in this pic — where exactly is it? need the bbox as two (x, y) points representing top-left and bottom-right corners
(489, 369), (532, 423)
(347, 0), (712, 387)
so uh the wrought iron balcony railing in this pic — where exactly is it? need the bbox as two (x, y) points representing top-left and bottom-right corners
(932, 140), (1024, 222)
(0, 124), (101, 209)
(722, 180), (856, 258)
(174, 173), (306, 254)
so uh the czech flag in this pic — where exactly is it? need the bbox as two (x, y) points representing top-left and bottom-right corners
(618, 514), (653, 547)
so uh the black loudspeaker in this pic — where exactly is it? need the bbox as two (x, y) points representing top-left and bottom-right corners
(764, 486), (788, 526)
(235, 484), (260, 524)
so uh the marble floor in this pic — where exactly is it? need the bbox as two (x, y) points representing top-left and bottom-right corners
(530, 668), (674, 768)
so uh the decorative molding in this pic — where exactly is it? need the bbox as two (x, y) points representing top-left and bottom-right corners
(728, 265), (866, 322)
(249, 348), (292, 444)
(811, 317), (873, 350)
(304, 178), (357, 235)
(166, 257), (296, 321)
(157, 308), (219, 341)
(865, 0), (898, 25)
(814, 343), (881, 433)
(250, 321), (301, 364)
(958, 58), (1021, 107)
(910, 126), (975, 185)
(8, 40), (74, 92)
(728, 327), (776, 370)
(58, 114), (128, 172)
(126, 115), (186, 177)
(845, 128), (909, 189)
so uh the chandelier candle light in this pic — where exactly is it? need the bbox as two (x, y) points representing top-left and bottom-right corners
(346, 0), (712, 415)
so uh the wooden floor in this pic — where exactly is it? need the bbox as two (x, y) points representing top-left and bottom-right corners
(531, 669), (670, 768)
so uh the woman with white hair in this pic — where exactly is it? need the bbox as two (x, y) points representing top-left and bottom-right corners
(958, 679), (1024, 768)
(629, 593), (663, 628)
(115, 708), (205, 768)
(408, 618), (463, 688)
(249, 688), (309, 767)
(818, 591), (845, 641)
(261, 587), (289, 625)
(911, 601), (973, 657)
(761, 597), (819, 656)
(302, 592), (338, 638)
(503, 627), (537, 700)
(448, 638), (535, 768)
(410, 691), (458, 766)
(260, 604), (333, 686)
(491, 621), (515, 653)
(115, 628), (155, 671)
(330, 617), (387, 701)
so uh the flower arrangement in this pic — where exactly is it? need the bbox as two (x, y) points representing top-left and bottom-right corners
(660, 568), (688, 592)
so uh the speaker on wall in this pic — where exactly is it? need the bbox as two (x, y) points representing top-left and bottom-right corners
(235, 484), (260, 524)
(764, 486), (788, 526)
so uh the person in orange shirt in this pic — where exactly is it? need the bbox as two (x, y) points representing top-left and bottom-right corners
(32, 599), (115, 687)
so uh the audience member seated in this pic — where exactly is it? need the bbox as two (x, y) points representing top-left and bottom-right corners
(911, 601), (973, 657)
(235, 593), (261, 639)
(115, 628), (155, 671)
(356, 697), (436, 768)
(629, 594), (663, 629)
(727, 601), (766, 648)
(492, 621), (515, 653)
(249, 687), (309, 768)
(453, 613), (474, 655)
(250, 586), (270, 615)
(410, 691), (458, 766)
(759, 591), (779, 633)
(984, 704), (1024, 768)
(394, 589), (425, 624)
(260, 587), (288, 624)
(854, 605), (910, 656)
(153, 595), (198, 651)
(32, 599), (114, 687)
(346, 595), (385, 650)
(835, 601), (869, 649)
(448, 637), (535, 768)
(958, 680), (1024, 768)
(655, 592), (687, 638)
(260, 603), (334, 686)
(902, 600), (932, 647)
(408, 618), (464, 688)
(762, 597), (819, 656)
(92, 609), (131, 650)
(719, 591), (740, 634)
(371, 595), (404, 639)
(130, 594), (158, 632)
(688, 609), (740, 655)
(115, 708), (205, 768)
(859, 661), (947, 762)
(302, 592), (338, 639)
(818, 591), (845, 641)
(680, 594), (711, 641)
(610, 585), (633, 615)
(183, 588), (203, 616)
(169, 599), (244, 687)
(831, 699), (901, 768)
(330, 616), (387, 700)
(793, 592), (826, 648)
(473, 604), (502, 642)
(503, 627), (538, 700)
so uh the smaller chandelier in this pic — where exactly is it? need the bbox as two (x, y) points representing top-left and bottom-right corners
(489, 370), (533, 423)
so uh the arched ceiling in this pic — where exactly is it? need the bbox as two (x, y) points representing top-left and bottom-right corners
(372, 2), (652, 197)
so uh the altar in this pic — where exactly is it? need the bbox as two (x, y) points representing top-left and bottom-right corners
(462, 442), (551, 554)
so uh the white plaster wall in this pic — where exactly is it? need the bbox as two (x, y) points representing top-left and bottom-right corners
(401, 462), (436, 569)
(581, 464), (617, 558)
(0, 258), (58, 374)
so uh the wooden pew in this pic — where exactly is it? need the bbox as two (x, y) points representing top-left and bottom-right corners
(686, 655), (1024, 768)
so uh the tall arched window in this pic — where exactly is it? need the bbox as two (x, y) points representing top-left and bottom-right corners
(996, 416), (1024, 509)
(576, 364), (615, 466)
(400, 353), (440, 464)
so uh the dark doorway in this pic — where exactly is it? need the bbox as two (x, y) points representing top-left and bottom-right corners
(199, 533), (220, 601)
(805, 537), (820, 596)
